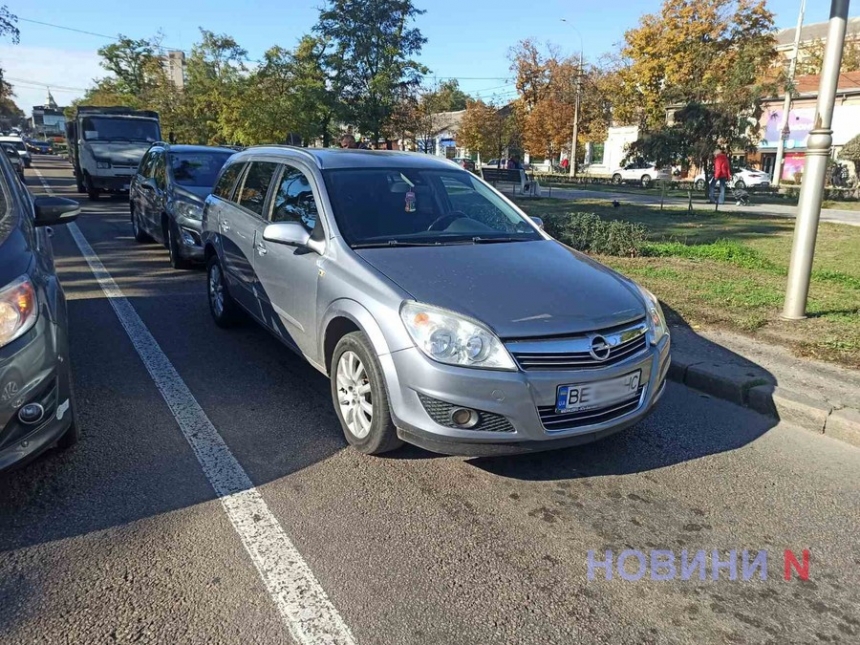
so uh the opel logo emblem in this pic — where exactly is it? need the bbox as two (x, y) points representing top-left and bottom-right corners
(589, 335), (612, 361)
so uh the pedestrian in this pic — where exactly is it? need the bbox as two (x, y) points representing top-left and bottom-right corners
(560, 157), (569, 172)
(340, 134), (358, 149)
(711, 148), (731, 204)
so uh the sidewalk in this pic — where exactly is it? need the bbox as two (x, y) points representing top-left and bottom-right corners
(668, 322), (860, 448)
(542, 185), (860, 227)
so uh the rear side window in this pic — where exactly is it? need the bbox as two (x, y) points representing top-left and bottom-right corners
(238, 162), (278, 216)
(214, 163), (245, 202)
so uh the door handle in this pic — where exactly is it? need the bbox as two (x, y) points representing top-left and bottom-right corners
(256, 242), (267, 256)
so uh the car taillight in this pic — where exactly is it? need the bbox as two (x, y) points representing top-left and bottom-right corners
(0, 277), (38, 349)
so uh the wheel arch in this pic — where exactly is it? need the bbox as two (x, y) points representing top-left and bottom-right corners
(321, 299), (397, 376)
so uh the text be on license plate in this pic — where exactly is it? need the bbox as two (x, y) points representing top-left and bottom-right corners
(556, 371), (641, 414)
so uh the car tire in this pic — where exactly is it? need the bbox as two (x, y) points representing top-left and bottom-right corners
(694, 179), (706, 191)
(641, 175), (653, 189)
(56, 373), (80, 450)
(167, 220), (192, 270)
(131, 206), (153, 243)
(612, 173), (623, 185)
(734, 179), (746, 190)
(207, 255), (243, 328)
(76, 179), (85, 193)
(330, 331), (402, 455)
(85, 174), (99, 201)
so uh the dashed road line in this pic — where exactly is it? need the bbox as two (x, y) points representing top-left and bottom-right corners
(32, 166), (357, 645)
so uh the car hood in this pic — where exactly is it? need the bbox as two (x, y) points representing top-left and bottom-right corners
(85, 142), (150, 165)
(355, 240), (646, 338)
(174, 185), (211, 201)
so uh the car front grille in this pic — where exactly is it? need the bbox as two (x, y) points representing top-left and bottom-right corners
(417, 393), (515, 433)
(507, 319), (649, 371)
(537, 386), (645, 432)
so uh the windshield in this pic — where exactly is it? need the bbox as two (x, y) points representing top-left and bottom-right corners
(170, 151), (233, 187)
(322, 168), (542, 247)
(81, 117), (160, 143)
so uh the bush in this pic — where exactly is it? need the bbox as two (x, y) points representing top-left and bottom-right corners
(543, 212), (647, 256)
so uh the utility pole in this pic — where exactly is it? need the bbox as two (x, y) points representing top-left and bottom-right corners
(571, 50), (583, 178)
(561, 19), (584, 178)
(773, 0), (806, 187)
(783, 0), (850, 320)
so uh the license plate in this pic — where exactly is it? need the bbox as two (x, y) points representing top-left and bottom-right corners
(556, 371), (641, 414)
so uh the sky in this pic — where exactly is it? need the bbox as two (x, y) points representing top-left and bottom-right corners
(1, 0), (843, 117)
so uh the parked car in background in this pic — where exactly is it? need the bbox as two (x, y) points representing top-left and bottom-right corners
(0, 136), (31, 168)
(0, 143), (82, 472)
(693, 167), (771, 191)
(611, 161), (671, 188)
(202, 148), (670, 456)
(482, 159), (506, 169)
(130, 143), (235, 269)
(2, 144), (25, 181)
(451, 157), (476, 172)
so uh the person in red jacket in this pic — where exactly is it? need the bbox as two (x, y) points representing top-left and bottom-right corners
(711, 148), (732, 204)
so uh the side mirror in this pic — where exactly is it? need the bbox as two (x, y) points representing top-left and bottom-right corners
(34, 196), (80, 227)
(262, 221), (311, 248)
(140, 177), (157, 191)
(531, 216), (544, 230)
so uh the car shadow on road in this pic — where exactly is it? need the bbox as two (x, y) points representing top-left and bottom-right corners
(468, 305), (778, 480)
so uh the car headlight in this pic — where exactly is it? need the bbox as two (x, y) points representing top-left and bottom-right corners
(638, 286), (668, 345)
(0, 277), (38, 349)
(175, 200), (203, 221)
(96, 161), (111, 169)
(400, 302), (516, 371)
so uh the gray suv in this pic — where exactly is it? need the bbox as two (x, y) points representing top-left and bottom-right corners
(202, 148), (670, 456)
(130, 143), (235, 268)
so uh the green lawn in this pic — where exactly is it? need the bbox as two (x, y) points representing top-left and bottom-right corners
(515, 197), (860, 368)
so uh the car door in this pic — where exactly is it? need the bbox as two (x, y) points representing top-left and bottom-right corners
(253, 163), (324, 356)
(138, 149), (163, 236)
(222, 160), (279, 317)
(621, 163), (637, 181)
(131, 150), (155, 230)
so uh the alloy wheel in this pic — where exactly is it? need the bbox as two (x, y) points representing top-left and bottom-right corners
(209, 263), (224, 317)
(336, 350), (373, 439)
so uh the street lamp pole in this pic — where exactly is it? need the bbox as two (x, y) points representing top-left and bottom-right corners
(561, 19), (584, 178)
(773, 0), (806, 187)
(783, 0), (850, 320)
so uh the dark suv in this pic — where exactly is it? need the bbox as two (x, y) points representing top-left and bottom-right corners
(129, 143), (235, 268)
(0, 146), (82, 471)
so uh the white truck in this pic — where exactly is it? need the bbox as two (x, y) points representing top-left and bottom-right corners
(66, 106), (161, 200)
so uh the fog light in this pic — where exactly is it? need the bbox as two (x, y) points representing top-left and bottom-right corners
(450, 407), (479, 429)
(180, 229), (196, 246)
(18, 403), (45, 425)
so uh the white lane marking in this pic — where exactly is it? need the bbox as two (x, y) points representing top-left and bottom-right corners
(32, 166), (357, 645)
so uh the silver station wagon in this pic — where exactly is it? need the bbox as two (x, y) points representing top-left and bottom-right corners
(201, 148), (670, 456)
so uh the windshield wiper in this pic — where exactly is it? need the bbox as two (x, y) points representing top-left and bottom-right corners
(352, 240), (448, 248)
(470, 236), (532, 244)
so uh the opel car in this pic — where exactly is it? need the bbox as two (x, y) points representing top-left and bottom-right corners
(201, 148), (670, 456)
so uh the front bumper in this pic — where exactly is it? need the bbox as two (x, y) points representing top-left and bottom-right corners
(384, 336), (671, 456)
(174, 215), (205, 260)
(91, 174), (135, 192)
(0, 317), (73, 471)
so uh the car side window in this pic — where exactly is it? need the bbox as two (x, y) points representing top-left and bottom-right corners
(138, 152), (152, 177)
(238, 162), (278, 217)
(213, 163), (245, 202)
(270, 165), (318, 230)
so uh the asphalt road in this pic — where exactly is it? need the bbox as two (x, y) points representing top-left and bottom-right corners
(1, 157), (859, 645)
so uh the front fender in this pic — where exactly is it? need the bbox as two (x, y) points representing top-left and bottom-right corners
(320, 298), (411, 366)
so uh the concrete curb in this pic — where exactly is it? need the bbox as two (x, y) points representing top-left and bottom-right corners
(666, 355), (860, 449)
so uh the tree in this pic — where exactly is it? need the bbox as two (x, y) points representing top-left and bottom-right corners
(797, 39), (860, 76)
(457, 100), (518, 161)
(840, 133), (860, 197)
(431, 79), (470, 112)
(0, 82), (23, 130)
(97, 36), (160, 96)
(184, 29), (248, 144)
(509, 40), (611, 162)
(611, 0), (776, 131)
(315, 0), (428, 144)
(0, 5), (18, 44)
